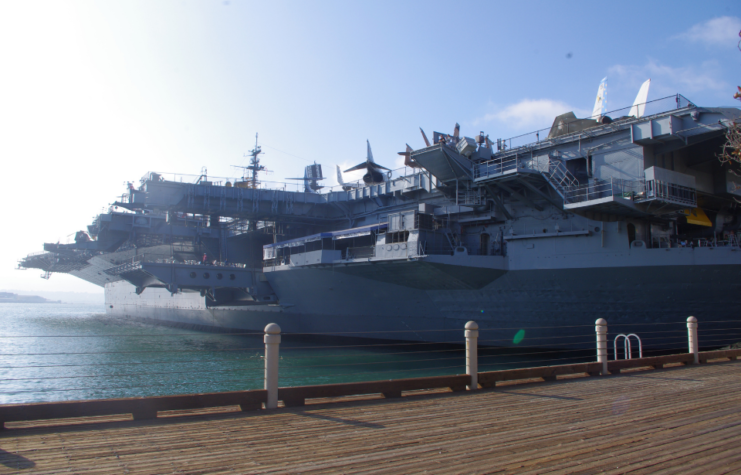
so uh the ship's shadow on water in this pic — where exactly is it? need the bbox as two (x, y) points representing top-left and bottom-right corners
(0, 448), (35, 469)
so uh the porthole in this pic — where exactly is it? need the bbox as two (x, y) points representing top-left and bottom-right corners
(203, 272), (210, 279)
(217, 273), (223, 280)
(230, 274), (236, 280)
(190, 272), (196, 278)
(594, 227), (601, 232)
(542, 229), (547, 233)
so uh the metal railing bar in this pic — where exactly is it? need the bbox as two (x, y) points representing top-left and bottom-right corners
(0, 347), (266, 357)
(278, 364), (466, 380)
(1, 359), (258, 370)
(283, 341), (464, 350)
(0, 377), (264, 396)
(0, 332), (265, 338)
(478, 348), (594, 359)
(635, 333), (741, 343)
(0, 349), (469, 370)
(477, 339), (597, 347)
(478, 324), (594, 331)
(283, 354), (466, 369)
(479, 355), (594, 368)
(280, 347), (466, 360)
(0, 366), (264, 383)
(478, 333), (597, 341)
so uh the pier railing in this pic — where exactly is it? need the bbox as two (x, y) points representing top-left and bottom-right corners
(0, 316), (739, 427)
(562, 177), (645, 205)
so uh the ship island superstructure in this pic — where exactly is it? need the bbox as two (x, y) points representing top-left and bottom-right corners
(19, 94), (741, 348)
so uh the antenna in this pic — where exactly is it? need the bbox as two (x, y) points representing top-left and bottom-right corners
(232, 133), (272, 189)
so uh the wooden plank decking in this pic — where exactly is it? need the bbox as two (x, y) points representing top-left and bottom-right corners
(0, 360), (739, 474)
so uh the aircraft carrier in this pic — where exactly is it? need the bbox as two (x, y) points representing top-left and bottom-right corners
(19, 89), (741, 348)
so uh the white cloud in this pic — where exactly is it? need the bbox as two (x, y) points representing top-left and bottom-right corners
(475, 99), (587, 129)
(673, 16), (741, 47)
(608, 59), (727, 98)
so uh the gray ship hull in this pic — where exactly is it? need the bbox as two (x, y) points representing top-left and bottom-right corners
(106, 248), (741, 350)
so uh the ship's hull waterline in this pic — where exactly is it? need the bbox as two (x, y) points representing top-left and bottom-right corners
(105, 257), (741, 350)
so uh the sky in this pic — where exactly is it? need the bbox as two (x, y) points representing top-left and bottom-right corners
(0, 0), (739, 293)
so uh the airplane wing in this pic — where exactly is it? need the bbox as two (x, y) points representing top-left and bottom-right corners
(344, 162), (369, 173)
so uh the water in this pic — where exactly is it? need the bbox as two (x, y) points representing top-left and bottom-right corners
(0, 304), (593, 404)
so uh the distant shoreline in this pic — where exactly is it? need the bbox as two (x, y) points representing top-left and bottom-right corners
(0, 289), (103, 305)
(0, 292), (62, 304)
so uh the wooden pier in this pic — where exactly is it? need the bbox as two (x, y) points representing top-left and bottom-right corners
(0, 356), (739, 474)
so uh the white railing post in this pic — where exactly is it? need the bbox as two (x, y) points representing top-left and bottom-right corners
(465, 321), (479, 390)
(596, 318), (608, 375)
(687, 316), (699, 364)
(264, 323), (281, 409)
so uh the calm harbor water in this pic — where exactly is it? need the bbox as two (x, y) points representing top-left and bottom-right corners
(0, 303), (594, 404)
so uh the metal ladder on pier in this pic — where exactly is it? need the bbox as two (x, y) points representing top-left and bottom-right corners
(614, 333), (643, 360)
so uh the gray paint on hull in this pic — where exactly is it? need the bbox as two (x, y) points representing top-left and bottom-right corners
(105, 261), (741, 349)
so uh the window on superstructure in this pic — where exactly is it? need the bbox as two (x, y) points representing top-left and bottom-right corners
(304, 240), (322, 252)
(385, 231), (409, 243)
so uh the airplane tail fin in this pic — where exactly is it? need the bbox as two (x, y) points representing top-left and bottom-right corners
(366, 140), (374, 163)
(629, 79), (651, 118)
(398, 144), (418, 168)
(592, 77), (607, 120)
(336, 165), (346, 186)
(420, 128), (431, 147)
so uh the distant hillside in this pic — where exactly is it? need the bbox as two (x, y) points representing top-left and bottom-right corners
(0, 292), (60, 303)
(0, 290), (103, 304)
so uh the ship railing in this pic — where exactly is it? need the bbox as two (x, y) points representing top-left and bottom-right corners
(23, 251), (51, 258)
(119, 254), (250, 269)
(0, 316), (739, 422)
(562, 178), (645, 205)
(677, 236), (741, 249)
(143, 166), (433, 196)
(473, 155), (521, 180)
(639, 179), (697, 207)
(322, 167), (433, 194)
(490, 94), (695, 153)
